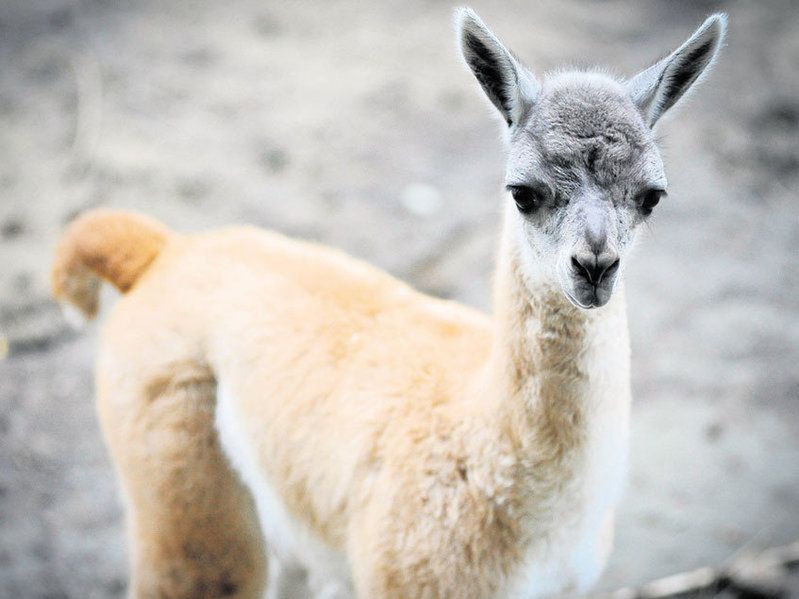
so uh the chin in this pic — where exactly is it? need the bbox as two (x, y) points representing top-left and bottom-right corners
(563, 283), (614, 310)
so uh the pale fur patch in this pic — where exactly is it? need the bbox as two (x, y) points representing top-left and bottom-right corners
(214, 382), (353, 599)
(499, 468), (626, 594)
(502, 426), (628, 594)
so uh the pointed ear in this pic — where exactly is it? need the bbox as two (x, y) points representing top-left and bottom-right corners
(456, 7), (540, 127)
(626, 13), (727, 127)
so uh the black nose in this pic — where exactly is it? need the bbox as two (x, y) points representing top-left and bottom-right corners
(571, 251), (620, 286)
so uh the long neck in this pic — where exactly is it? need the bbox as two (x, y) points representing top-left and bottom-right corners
(476, 216), (631, 505)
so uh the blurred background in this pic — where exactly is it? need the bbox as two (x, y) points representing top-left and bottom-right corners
(0, 0), (797, 597)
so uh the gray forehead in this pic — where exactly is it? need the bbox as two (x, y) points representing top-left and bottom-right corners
(509, 73), (664, 190)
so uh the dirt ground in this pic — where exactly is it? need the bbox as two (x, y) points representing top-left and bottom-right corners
(0, 0), (797, 597)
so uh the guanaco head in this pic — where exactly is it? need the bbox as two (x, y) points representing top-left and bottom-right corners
(457, 8), (726, 309)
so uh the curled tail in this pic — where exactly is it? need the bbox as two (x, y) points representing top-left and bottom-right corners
(51, 209), (171, 321)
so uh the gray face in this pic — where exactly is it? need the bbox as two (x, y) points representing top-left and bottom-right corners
(458, 8), (726, 309)
(505, 75), (667, 308)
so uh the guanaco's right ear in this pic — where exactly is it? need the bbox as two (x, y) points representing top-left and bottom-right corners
(456, 8), (540, 128)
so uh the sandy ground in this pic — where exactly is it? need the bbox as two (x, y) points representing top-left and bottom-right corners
(0, 0), (797, 597)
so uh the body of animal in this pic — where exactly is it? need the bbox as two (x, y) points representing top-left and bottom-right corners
(51, 8), (726, 599)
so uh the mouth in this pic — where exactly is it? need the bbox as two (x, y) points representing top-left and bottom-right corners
(563, 281), (614, 310)
(564, 288), (599, 310)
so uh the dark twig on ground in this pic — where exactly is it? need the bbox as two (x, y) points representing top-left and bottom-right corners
(595, 542), (799, 598)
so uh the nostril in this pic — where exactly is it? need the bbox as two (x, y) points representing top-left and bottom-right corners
(604, 259), (620, 278)
(593, 257), (619, 285)
(571, 256), (590, 280)
(572, 254), (619, 285)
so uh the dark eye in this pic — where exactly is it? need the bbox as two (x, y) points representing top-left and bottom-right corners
(637, 188), (666, 216)
(507, 185), (542, 214)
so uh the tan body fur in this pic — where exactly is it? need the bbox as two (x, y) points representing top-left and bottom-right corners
(53, 208), (629, 598)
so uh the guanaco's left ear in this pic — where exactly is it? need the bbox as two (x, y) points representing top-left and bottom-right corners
(456, 7), (540, 128)
(626, 13), (727, 127)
